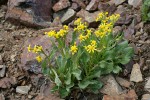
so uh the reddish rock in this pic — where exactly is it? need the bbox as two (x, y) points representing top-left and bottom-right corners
(77, 9), (100, 28)
(86, 0), (99, 11)
(98, 2), (110, 12)
(103, 89), (137, 100)
(34, 82), (61, 100)
(6, 0), (52, 28)
(52, 0), (70, 12)
(100, 75), (123, 96)
(115, 77), (131, 88)
(72, 0), (86, 9)
(21, 35), (52, 70)
(71, 2), (81, 12)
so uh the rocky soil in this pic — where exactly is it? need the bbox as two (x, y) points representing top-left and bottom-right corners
(0, 0), (150, 100)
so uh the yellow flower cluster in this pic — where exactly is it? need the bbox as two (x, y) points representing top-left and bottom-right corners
(70, 42), (78, 55)
(96, 12), (108, 22)
(95, 12), (120, 38)
(74, 18), (87, 31)
(84, 40), (97, 53)
(78, 29), (91, 42)
(27, 45), (43, 62)
(95, 23), (113, 38)
(108, 14), (120, 23)
(45, 25), (69, 38)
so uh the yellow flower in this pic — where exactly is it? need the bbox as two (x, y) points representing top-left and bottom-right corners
(84, 45), (96, 53)
(94, 30), (106, 38)
(54, 33), (60, 39)
(32, 45), (43, 53)
(79, 34), (86, 42)
(74, 18), (82, 25)
(84, 40), (97, 53)
(91, 40), (96, 46)
(45, 30), (56, 37)
(58, 29), (66, 37)
(77, 23), (86, 31)
(36, 56), (42, 62)
(36, 46), (43, 52)
(70, 42), (78, 55)
(27, 45), (32, 52)
(63, 25), (69, 31)
(96, 12), (108, 21)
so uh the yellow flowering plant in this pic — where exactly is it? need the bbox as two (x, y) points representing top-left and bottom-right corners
(27, 12), (133, 98)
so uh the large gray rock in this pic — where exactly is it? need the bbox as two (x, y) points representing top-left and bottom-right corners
(6, 0), (52, 28)
(100, 75), (123, 95)
(61, 9), (76, 24)
(130, 63), (143, 82)
(128, 0), (142, 8)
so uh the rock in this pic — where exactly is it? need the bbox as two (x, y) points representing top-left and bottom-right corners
(115, 5), (126, 15)
(141, 94), (150, 100)
(115, 77), (131, 88)
(111, 0), (126, 5)
(100, 75), (123, 95)
(98, 2), (110, 12)
(123, 26), (135, 41)
(52, 0), (70, 12)
(21, 35), (53, 71)
(103, 89), (137, 100)
(16, 86), (31, 94)
(0, 94), (5, 100)
(61, 9), (76, 24)
(0, 65), (6, 77)
(53, 9), (67, 19)
(128, 0), (142, 8)
(145, 77), (150, 92)
(0, 55), (3, 64)
(116, 13), (133, 25)
(72, 0), (86, 9)
(6, 0), (52, 28)
(10, 54), (16, 62)
(130, 43), (139, 54)
(130, 63), (143, 82)
(34, 81), (61, 100)
(146, 60), (150, 68)
(86, 0), (99, 11)
(0, 77), (16, 88)
(77, 9), (100, 28)
(113, 26), (122, 34)
(71, 2), (81, 12)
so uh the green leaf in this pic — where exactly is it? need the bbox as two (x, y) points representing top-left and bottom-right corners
(78, 80), (92, 89)
(52, 69), (62, 86)
(41, 60), (49, 75)
(88, 81), (103, 93)
(100, 62), (114, 75)
(113, 66), (122, 74)
(72, 69), (82, 80)
(64, 71), (72, 85)
(59, 88), (69, 98)
(98, 61), (108, 68)
(51, 85), (59, 93)
(66, 83), (74, 92)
